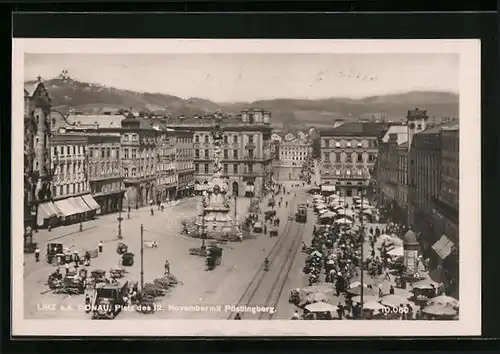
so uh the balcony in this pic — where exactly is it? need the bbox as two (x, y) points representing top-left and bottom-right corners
(245, 143), (256, 149)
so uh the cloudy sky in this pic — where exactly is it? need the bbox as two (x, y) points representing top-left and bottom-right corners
(25, 53), (459, 102)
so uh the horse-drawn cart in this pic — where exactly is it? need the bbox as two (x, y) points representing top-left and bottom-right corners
(269, 227), (278, 237)
(189, 247), (208, 257)
(110, 266), (126, 279)
(116, 242), (128, 255)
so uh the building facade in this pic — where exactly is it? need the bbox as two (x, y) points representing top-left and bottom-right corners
(183, 109), (273, 197)
(174, 129), (195, 199)
(120, 113), (160, 208)
(155, 126), (178, 201)
(275, 138), (310, 181)
(319, 122), (386, 197)
(86, 133), (124, 214)
(24, 80), (52, 230)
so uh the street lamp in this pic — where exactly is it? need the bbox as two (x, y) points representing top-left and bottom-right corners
(117, 156), (123, 239)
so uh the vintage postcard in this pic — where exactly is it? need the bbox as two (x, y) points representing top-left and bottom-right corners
(12, 38), (481, 336)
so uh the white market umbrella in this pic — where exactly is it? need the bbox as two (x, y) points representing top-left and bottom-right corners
(311, 250), (323, 257)
(379, 294), (409, 308)
(335, 218), (353, 225)
(337, 209), (355, 218)
(332, 205), (345, 211)
(363, 301), (387, 312)
(387, 246), (404, 257)
(313, 194), (323, 199)
(319, 211), (336, 219)
(360, 209), (373, 215)
(305, 302), (337, 313)
(317, 208), (329, 215)
(427, 295), (459, 310)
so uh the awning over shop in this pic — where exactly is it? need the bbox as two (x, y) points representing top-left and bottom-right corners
(431, 234), (455, 260)
(82, 194), (101, 211)
(321, 185), (336, 192)
(245, 185), (255, 193)
(37, 202), (59, 220)
(54, 198), (81, 217)
(73, 196), (93, 212)
(195, 184), (207, 191)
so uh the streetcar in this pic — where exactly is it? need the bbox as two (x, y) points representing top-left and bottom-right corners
(295, 205), (307, 223)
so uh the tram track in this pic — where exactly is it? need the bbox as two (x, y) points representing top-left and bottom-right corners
(226, 218), (305, 320)
(258, 223), (305, 320)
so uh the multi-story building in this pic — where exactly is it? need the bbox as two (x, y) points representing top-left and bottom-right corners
(431, 124), (459, 293)
(47, 133), (100, 225)
(86, 133), (123, 214)
(120, 113), (161, 208)
(275, 138), (310, 181)
(179, 109), (273, 197)
(154, 125), (178, 201)
(24, 79), (53, 230)
(174, 129), (195, 199)
(319, 122), (386, 196)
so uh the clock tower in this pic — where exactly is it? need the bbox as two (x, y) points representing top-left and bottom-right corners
(406, 108), (429, 151)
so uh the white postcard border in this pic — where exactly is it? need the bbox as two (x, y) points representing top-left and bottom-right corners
(12, 39), (481, 337)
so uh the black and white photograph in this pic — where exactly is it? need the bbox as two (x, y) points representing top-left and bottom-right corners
(12, 39), (480, 336)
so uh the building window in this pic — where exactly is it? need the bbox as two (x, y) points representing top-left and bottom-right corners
(194, 163), (199, 173)
(204, 149), (209, 159)
(223, 164), (228, 174)
(195, 149), (200, 158)
(324, 153), (330, 162)
(195, 135), (199, 143)
(132, 168), (137, 177)
(357, 142), (363, 148)
(357, 154), (363, 163)
(124, 168), (129, 177)
(248, 135), (254, 144)
(325, 140), (330, 147)
(248, 149), (254, 158)
(224, 150), (229, 159)
(346, 154), (352, 163)
(335, 153), (341, 163)
(132, 149), (137, 159)
(233, 135), (238, 144)
(335, 170), (341, 176)
(248, 164), (253, 173)
(224, 135), (228, 144)
(346, 141), (352, 148)
(233, 149), (238, 159)
(368, 154), (374, 162)
(204, 135), (209, 144)
(204, 164), (209, 174)
(335, 142), (341, 148)
(233, 164), (238, 174)
(131, 134), (138, 141)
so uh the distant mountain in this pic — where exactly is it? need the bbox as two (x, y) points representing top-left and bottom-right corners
(30, 76), (459, 127)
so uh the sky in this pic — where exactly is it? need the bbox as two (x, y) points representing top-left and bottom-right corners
(24, 53), (459, 103)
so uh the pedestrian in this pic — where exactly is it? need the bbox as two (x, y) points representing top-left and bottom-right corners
(383, 266), (391, 281)
(34, 245), (40, 262)
(369, 227), (374, 235)
(378, 285), (383, 298)
(336, 302), (344, 320)
(264, 224), (267, 235)
(389, 285), (395, 295)
(286, 201), (288, 208)
(65, 262), (70, 275)
(98, 241), (103, 253)
(128, 205), (131, 214)
(84, 293), (91, 313)
(164, 260), (170, 276)
(234, 313), (242, 320)
(74, 251), (80, 268)
(291, 310), (300, 320)
(151, 208), (154, 216)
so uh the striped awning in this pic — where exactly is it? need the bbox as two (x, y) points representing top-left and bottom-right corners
(54, 198), (81, 217)
(37, 202), (58, 220)
(82, 194), (100, 210)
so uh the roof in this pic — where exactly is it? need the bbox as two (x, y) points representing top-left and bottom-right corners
(66, 114), (126, 128)
(24, 82), (42, 97)
(319, 122), (387, 137)
(416, 122), (458, 135)
(381, 125), (408, 145)
(403, 229), (418, 244)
